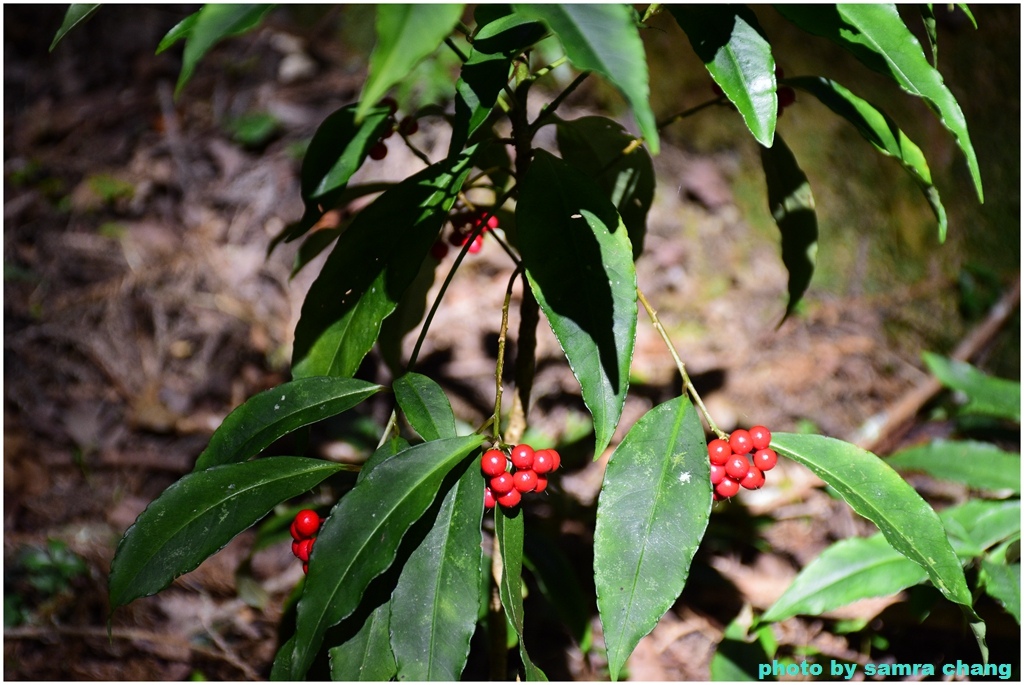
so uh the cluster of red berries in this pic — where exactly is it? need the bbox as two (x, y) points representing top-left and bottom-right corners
(480, 444), (561, 510)
(711, 66), (795, 116)
(708, 426), (778, 501)
(430, 209), (500, 260)
(289, 509), (321, 574)
(367, 97), (419, 161)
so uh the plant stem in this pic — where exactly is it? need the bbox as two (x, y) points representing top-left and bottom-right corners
(531, 71), (590, 132)
(637, 287), (727, 439)
(443, 36), (469, 63)
(494, 266), (523, 443)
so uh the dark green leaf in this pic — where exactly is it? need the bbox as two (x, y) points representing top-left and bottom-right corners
(980, 546), (1021, 623)
(957, 4), (978, 29)
(356, 5), (466, 123)
(156, 10), (199, 54)
(174, 4), (276, 96)
(514, 4), (658, 154)
(920, 5), (939, 66)
(516, 150), (637, 458)
(888, 440), (1020, 493)
(923, 352), (1021, 422)
(394, 373), (458, 442)
(523, 532), (592, 651)
(556, 116), (655, 257)
(50, 4), (100, 52)
(194, 377), (383, 470)
(378, 257), (437, 374)
(495, 507), (548, 681)
(759, 134), (818, 321)
(710, 617), (772, 681)
(291, 149), (476, 378)
(594, 395), (711, 681)
(787, 76), (947, 241)
(669, 5), (777, 147)
(109, 457), (343, 610)
(280, 435), (484, 679)
(328, 602), (398, 681)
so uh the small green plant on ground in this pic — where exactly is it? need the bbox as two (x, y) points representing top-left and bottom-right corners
(52, 3), (1014, 680)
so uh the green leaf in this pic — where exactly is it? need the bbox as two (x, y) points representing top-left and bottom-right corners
(594, 395), (711, 681)
(980, 551), (1021, 623)
(941, 499), (1021, 555)
(389, 459), (483, 680)
(555, 116), (655, 258)
(291, 148), (476, 379)
(109, 457), (343, 610)
(357, 435), (411, 485)
(49, 4), (100, 52)
(923, 352), (1021, 422)
(516, 150), (637, 458)
(776, 4), (983, 202)
(328, 602), (398, 681)
(669, 5), (777, 147)
(495, 507), (548, 681)
(888, 440), (1020, 493)
(514, 4), (659, 154)
(710, 617), (772, 681)
(280, 435), (484, 679)
(956, 4), (978, 29)
(156, 10), (199, 54)
(787, 75), (947, 241)
(173, 4), (276, 96)
(771, 433), (986, 660)
(920, 5), (939, 66)
(355, 4), (466, 123)
(378, 257), (437, 374)
(194, 377), (383, 470)
(394, 372), (458, 442)
(759, 134), (818, 321)
(523, 532), (592, 651)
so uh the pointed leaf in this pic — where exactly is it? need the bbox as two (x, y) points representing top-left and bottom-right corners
(394, 372), (458, 442)
(513, 4), (658, 154)
(888, 440), (1020, 493)
(329, 602), (398, 681)
(194, 377), (383, 470)
(980, 556), (1021, 623)
(174, 4), (276, 96)
(516, 150), (637, 458)
(495, 507), (548, 681)
(760, 134), (818, 321)
(669, 5), (777, 147)
(358, 435), (411, 485)
(50, 4), (100, 52)
(594, 395), (711, 680)
(942, 499), (1022, 555)
(156, 10), (199, 54)
(280, 435), (484, 679)
(355, 4), (466, 122)
(923, 352), (1021, 422)
(291, 148), (476, 378)
(389, 460), (483, 680)
(920, 5), (939, 66)
(788, 75), (948, 241)
(109, 457), (344, 610)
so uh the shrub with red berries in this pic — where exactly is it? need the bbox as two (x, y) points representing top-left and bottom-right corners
(290, 508), (321, 574)
(480, 444), (561, 512)
(707, 425), (777, 501)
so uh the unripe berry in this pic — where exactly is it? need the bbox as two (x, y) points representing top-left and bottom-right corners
(510, 444), (535, 470)
(749, 425), (772, 451)
(293, 510), (320, 538)
(725, 456), (750, 481)
(729, 430), (753, 456)
(490, 472), (514, 495)
(496, 488), (521, 509)
(715, 476), (740, 499)
(710, 462), (725, 485)
(707, 438), (732, 465)
(481, 449), (508, 477)
(513, 469), (538, 493)
(753, 448), (778, 472)
(741, 465), (765, 490)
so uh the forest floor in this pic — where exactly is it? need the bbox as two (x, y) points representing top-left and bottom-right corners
(4, 6), (1019, 681)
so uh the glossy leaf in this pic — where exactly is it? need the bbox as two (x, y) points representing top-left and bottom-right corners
(941, 499), (1022, 556)
(516, 150), (637, 458)
(514, 4), (659, 154)
(389, 460), (483, 680)
(888, 440), (1020, 493)
(980, 553), (1021, 623)
(495, 507), (548, 681)
(923, 352), (1021, 422)
(156, 10), (199, 54)
(173, 4), (276, 96)
(394, 372), (458, 442)
(329, 602), (397, 681)
(760, 134), (818, 321)
(355, 4), (466, 123)
(594, 395), (711, 681)
(280, 435), (484, 679)
(771, 433), (986, 660)
(291, 149), (476, 379)
(920, 5), (939, 66)
(49, 4), (100, 52)
(194, 377), (383, 470)
(556, 116), (655, 257)
(787, 75), (947, 241)
(109, 457), (344, 609)
(776, 4), (983, 202)
(669, 5), (777, 147)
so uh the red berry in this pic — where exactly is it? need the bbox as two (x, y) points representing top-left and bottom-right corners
(532, 450), (554, 474)
(510, 444), (535, 470)
(534, 474), (549, 493)
(486, 214), (499, 229)
(777, 86), (796, 111)
(302, 562), (309, 574)
(296, 538), (314, 562)
(707, 438), (732, 465)
(380, 96), (398, 115)
(513, 469), (538, 493)
(290, 520), (302, 541)
(749, 425), (772, 451)
(430, 240), (449, 260)
(715, 476), (740, 499)
(481, 449), (508, 477)
(291, 540), (302, 557)
(490, 472), (514, 495)
(496, 488), (521, 509)
(484, 486), (496, 509)
(398, 116), (419, 135)
(547, 449), (561, 471)
(741, 465), (765, 490)
(293, 510), (320, 538)
(725, 456), (750, 481)
(712, 491), (725, 502)
(369, 141), (388, 160)
(468, 234), (484, 253)
(710, 462), (725, 485)
(753, 448), (778, 472)
(729, 430), (753, 456)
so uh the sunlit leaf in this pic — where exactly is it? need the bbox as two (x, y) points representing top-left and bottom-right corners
(923, 352), (1021, 422)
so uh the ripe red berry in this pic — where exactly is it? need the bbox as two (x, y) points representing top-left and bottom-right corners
(741, 465), (765, 490)
(496, 488), (521, 509)
(534, 474), (549, 493)
(291, 540), (302, 557)
(483, 487), (496, 509)
(709, 462), (725, 485)
(513, 469), (538, 493)
(289, 520), (302, 541)
(729, 430), (753, 456)
(430, 240), (449, 260)
(490, 472), (514, 495)
(753, 448), (778, 472)
(715, 476), (740, 499)
(302, 562), (309, 574)
(546, 449), (561, 471)
(398, 116), (418, 135)
(532, 450), (554, 474)
(777, 86), (796, 110)
(293, 510), (320, 539)
(707, 438), (732, 465)
(481, 449), (508, 477)
(510, 444), (535, 470)
(725, 456), (750, 481)
(369, 141), (388, 160)
(485, 213), (499, 229)
(468, 234), (484, 253)
(749, 425), (772, 451)
(296, 538), (314, 563)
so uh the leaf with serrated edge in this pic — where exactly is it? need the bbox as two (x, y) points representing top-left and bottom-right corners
(394, 372), (457, 442)
(495, 507), (548, 681)
(595, 395), (710, 681)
